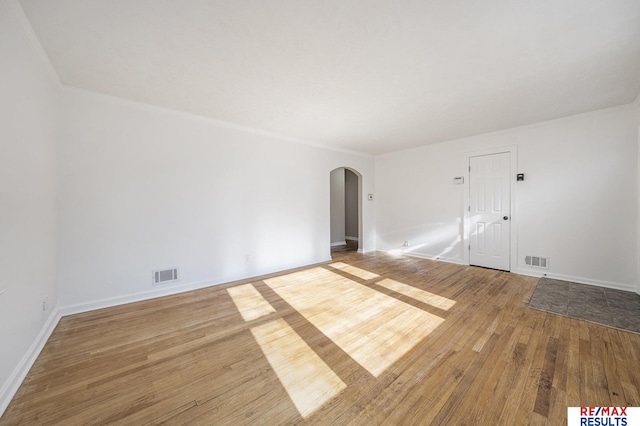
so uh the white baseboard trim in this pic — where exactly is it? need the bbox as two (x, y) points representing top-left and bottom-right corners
(59, 257), (333, 317)
(515, 268), (636, 293)
(378, 249), (635, 292)
(404, 251), (466, 265)
(377, 248), (465, 265)
(0, 307), (62, 417)
(59, 278), (225, 317)
(330, 241), (347, 247)
(345, 236), (359, 241)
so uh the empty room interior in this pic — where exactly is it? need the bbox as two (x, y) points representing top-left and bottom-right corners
(2, 0), (640, 424)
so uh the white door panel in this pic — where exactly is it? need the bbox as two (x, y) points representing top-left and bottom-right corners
(469, 153), (510, 271)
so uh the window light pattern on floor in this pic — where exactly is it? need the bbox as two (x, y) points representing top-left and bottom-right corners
(228, 282), (346, 417)
(264, 267), (444, 377)
(328, 262), (380, 280)
(375, 278), (456, 310)
(227, 283), (276, 321)
(250, 318), (346, 417)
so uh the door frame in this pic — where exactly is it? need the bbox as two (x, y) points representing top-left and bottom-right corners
(463, 145), (518, 272)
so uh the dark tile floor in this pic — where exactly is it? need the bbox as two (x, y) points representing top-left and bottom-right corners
(529, 277), (640, 333)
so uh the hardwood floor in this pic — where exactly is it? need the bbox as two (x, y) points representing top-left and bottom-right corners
(329, 239), (359, 254)
(2, 251), (639, 425)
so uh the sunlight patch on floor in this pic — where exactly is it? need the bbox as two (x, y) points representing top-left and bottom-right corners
(328, 262), (380, 280)
(264, 268), (444, 377)
(251, 318), (346, 417)
(227, 283), (276, 321)
(375, 278), (456, 311)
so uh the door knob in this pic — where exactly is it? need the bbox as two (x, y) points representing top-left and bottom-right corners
(503, 216), (509, 220)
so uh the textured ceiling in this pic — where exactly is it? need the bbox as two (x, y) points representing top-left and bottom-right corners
(18, 0), (640, 155)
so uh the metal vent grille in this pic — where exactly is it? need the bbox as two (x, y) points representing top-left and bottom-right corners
(524, 256), (549, 269)
(153, 267), (179, 285)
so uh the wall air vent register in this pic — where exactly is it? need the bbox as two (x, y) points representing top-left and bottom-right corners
(153, 267), (179, 285)
(524, 256), (549, 269)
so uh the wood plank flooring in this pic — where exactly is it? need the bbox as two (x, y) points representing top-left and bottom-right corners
(2, 250), (640, 425)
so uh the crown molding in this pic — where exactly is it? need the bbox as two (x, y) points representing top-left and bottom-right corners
(3, 0), (60, 85)
(63, 86), (374, 158)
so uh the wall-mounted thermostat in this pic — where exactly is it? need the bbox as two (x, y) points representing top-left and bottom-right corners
(453, 177), (464, 184)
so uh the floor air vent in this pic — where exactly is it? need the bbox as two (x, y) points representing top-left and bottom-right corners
(153, 267), (179, 285)
(524, 256), (549, 269)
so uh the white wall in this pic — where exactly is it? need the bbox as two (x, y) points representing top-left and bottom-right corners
(57, 89), (375, 310)
(376, 105), (640, 291)
(330, 168), (346, 244)
(345, 169), (359, 239)
(0, 0), (58, 411)
(637, 104), (640, 294)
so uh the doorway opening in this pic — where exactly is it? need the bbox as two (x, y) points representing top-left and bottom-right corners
(329, 167), (362, 256)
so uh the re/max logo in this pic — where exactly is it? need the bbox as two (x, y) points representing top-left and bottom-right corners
(581, 407), (627, 416)
(569, 406), (639, 426)
(578, 407), (628, 426)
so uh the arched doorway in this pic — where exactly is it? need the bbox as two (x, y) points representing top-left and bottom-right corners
(329, 167), (362, 255)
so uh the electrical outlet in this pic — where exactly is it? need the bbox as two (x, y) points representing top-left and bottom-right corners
(42, 297), (48, 312)
(245, 254), (250, 262)
(403, 240), (409, 247)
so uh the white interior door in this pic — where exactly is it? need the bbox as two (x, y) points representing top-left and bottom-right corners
(469, 152), (511, 271)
